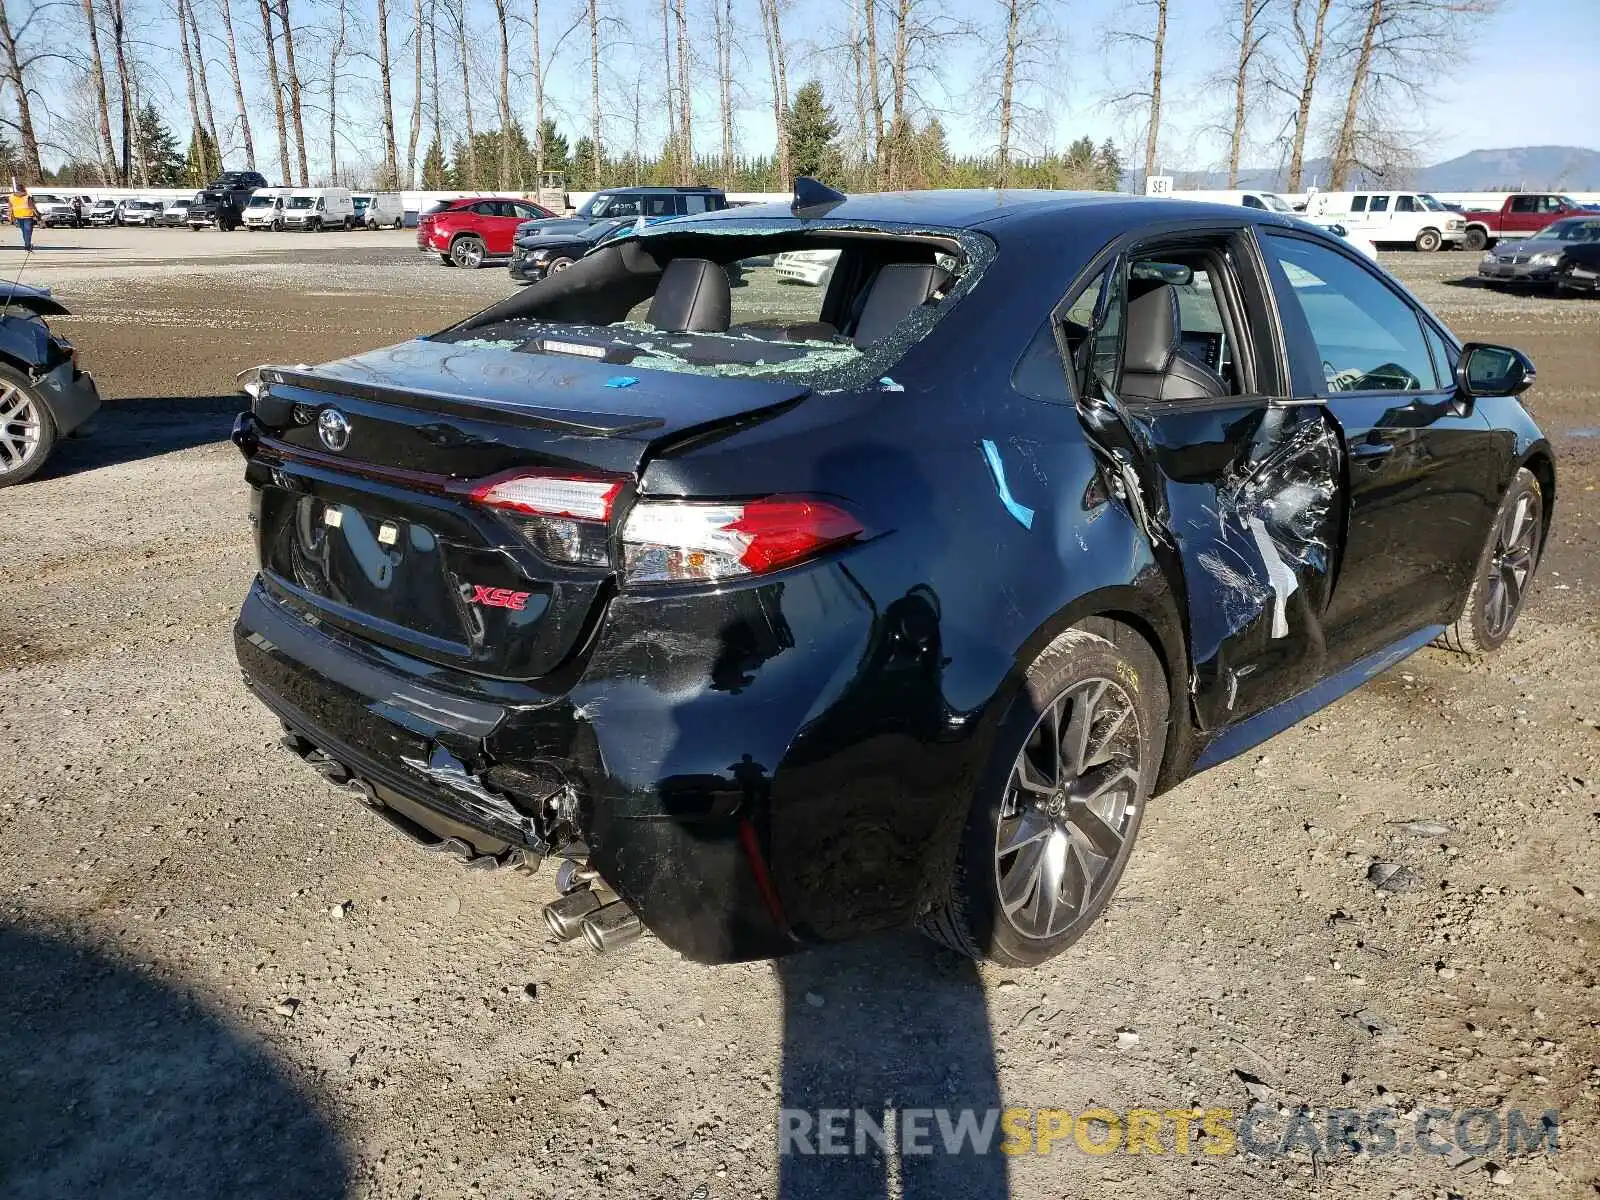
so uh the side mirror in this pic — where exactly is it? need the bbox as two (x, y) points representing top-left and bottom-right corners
(1455, 343), (1535, 397)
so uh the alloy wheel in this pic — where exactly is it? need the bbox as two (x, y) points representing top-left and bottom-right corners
(994, 676), (1142, 940)
(0, 382), (43, 478)
(453, 238), (485, 268)
(1483, 489), (1539, 640)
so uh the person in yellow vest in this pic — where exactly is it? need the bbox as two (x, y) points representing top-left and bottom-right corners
(9, 184), (36, 251)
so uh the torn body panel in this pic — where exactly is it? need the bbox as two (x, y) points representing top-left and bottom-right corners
(1080, 395), (1343, 731)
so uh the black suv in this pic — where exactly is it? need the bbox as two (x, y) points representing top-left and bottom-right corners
(513, 186), (727, 242)
(188, 170), (271, 231)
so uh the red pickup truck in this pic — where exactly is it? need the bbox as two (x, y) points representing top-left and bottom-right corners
(1463, 193), (1599, 251)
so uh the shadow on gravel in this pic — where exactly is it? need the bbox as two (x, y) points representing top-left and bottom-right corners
(0, 924), (349, 1200)
(775, 935), (1008, 1198)
(39, 394), (239, 479)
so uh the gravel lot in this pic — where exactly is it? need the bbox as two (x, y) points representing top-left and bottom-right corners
(1, 230), (1597, 1199)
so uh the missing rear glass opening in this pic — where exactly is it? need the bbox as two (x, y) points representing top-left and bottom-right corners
(435, 223), (990, 393)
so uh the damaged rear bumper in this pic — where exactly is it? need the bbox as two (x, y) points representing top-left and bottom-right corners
(233, 576), (851, 961)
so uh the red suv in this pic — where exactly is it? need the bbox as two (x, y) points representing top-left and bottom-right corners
(417, 197), (557, 268)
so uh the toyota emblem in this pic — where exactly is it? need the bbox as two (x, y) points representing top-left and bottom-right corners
(317, 408), (351, 452)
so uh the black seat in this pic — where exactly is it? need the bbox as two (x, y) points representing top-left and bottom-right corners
(647, 258), (731, 332)
(1118, 280), (1229, 403)
(851, 262), (948, 347)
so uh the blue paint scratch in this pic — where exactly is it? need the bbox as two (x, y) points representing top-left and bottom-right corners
(605, 375), (640, 388)
(980, 439), (1034, 529)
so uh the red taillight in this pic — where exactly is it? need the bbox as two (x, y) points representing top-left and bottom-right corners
(461, 471), (624, 567)
(621, 496), (862, 584)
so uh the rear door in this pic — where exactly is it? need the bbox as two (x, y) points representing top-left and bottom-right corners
(1255, 229), (1499, 664)
(474, 200), (520, 254)
(1073, 226), (1348, 731)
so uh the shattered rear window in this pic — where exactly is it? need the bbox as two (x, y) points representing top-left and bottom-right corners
(434, 222), (995, 392)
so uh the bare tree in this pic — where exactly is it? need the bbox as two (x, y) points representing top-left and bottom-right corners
(863, 0), (883, 165)
(326, 0), (347, 181)
(0, 0), (42, 178)
(758, 0), (789, 185)
(445, 0), (476, 185)
(490, 0), (514, 186)
(256, 0), (293, 183)
(1224, 0), (1271, 186)
(1106, 0), (1169, 184)
(1280, 0), (1332, 190)
(404, 0), (424, 181)
(1328, 0), (1496, 188)
(176, 0), (206, 148)
(674, 0), (692, 181)
(78, 0), (120, 179)
(374, 0), (400, 184)
(587, 0), (600, 181)
(428, 0), (441, 151)
(659, 0), (677, 175)
(218, 0), (257, 167)
(106, 0), (136, 182)
(986, 0), (1056, 184)
(712, 0), (734, 184)
(187, 0), (220, 144)
(277, 0), (311, 185)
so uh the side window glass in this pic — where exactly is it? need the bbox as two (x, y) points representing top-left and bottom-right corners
(1422, 322), (1458, 390)
(1090, 265), (1126, 391)
(607, 197), (642, 217)
(1510, 196), (1534, 213)
(1350, 196), (1367, 213)
(1369, 195), (1390, 213)
(1012, 266), (1106, 403)
(684, 194), (709, 214)
(644, 196), (675, 217)
(1266, 236), (1434, 394)
(1396, 195), (1415, 212)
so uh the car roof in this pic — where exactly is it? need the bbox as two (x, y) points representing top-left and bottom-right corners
(594, 185), (725, 195)
(674, 189), (1300, 238)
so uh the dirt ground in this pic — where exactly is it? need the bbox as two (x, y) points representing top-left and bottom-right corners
(1, 231), (1597, 1200)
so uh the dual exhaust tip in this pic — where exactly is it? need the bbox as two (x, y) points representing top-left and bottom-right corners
(542, 881), (642, 954)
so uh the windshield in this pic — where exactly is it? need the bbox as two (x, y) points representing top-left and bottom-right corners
(1414, 194), (1448, 211)
(287, 196), (315, 209)
(1261, 194), (1295, 212)
(247, 196), (275, 208)
(1531, 217), (1600, 242)
(433, 224), (992, 391)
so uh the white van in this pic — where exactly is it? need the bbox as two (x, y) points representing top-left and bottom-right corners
(1302, 191), (1466, 251)
(280, 187), (356, 231)
(242, 187), (297, 231)
(1170, 189), (1379, 260)
(354, 191), (404, 230)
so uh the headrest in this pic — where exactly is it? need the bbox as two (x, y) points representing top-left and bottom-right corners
(1123, 280), (1180, 374)
(646, 258), (731, 333)
(852, 262), (948, 347)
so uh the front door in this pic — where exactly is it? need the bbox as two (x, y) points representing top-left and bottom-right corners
(1254, 230), (1500, 663)
(1073, 232), (1349, 731)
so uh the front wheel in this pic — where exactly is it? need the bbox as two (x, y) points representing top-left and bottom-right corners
(450, 235), (486, 268)
(0, 365), (58, 487)
(1437, 467), (1543, 655)
(1415, 228), (1442, 252)
(922, 621), (1168, 967)
(546, 256), (575, 275)
(1464, 227), (1489, 253)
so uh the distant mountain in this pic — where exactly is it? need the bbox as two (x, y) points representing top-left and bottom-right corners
(1134, 145), (1600, 193)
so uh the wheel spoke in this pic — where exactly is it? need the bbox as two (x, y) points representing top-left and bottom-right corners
(1087, 699), (1133, 764)
(1061, 680), (1105, 776)
(1499, 563), (1522, 614)
(997, 809), (1052, 856)
(1070, 794), (1128, 859)
(998, 836), (1047, 916)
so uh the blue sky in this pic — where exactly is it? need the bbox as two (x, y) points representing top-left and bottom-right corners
(35, 0), (1600, 178)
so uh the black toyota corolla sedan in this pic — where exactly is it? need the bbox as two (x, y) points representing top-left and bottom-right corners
(231, 186), (1552, 966)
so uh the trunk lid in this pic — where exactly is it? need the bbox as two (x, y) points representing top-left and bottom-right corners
(244, 338), (807, 681)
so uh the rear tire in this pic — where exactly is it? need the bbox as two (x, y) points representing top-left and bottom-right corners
(922, 620), (1168, 967)
(1436, 467), (1543, 655)
(0, 364), (59, 487)
(1415, 228), (1442, 252)
(450, 235), (487, 268)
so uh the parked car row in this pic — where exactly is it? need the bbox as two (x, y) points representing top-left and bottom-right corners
(424, 186), (730, 270)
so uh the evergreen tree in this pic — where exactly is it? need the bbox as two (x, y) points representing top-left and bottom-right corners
(538, 119), (570, 180)
(1094, 139), (1123, 192)
(785, 81), (840, 182)
(570, 137), (607, 190)
(129, 106), (187, 185)
(183, 127), (221, 186)
(421, 135), (451, 188)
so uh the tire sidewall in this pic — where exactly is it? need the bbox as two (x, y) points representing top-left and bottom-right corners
(1416, 229), (1441, 252)
(452, 236), (485, 268)
(0, 364), (58, 487)
(956, 626), (1168, 968)
(1457, 468), (1543, 653)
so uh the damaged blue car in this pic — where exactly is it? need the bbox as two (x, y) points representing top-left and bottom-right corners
(230, 185), (1552, 966)
(0, 282), (100, 486)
